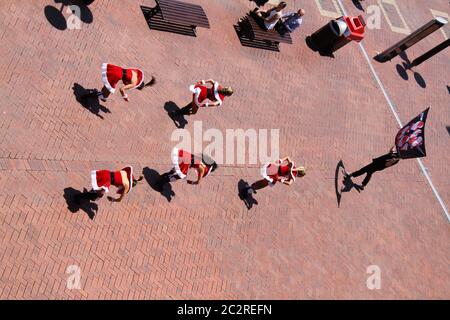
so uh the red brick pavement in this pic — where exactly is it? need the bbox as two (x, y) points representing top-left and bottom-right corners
(0, 0), (448, 299)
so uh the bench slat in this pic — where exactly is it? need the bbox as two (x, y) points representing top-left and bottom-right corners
(141, 5), (197, 36)
(158, 8), (210, 27)
(157, 0), (210, 28)
(158, 0), (203, 12)
(247, 15), (292, 44)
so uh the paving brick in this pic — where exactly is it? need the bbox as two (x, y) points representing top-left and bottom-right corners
(0, 0), (448, 300)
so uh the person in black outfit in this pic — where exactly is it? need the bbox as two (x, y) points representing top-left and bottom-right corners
(344, 146), (400, 189)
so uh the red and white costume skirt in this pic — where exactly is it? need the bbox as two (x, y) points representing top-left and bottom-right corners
(91, 166), (134, 193)
(170, 147), (213, 180)
(102, 63), (144, 94)
(171, 148), (193, 179)
(260, 160), (296, 186)
(189, 81), (224, 108)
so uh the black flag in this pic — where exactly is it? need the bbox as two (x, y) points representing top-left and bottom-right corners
(395, 107), (430, 159)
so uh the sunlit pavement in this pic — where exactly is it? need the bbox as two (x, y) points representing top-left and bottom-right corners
(0, 0), (448, 299)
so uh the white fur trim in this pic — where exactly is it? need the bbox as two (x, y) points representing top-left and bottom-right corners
(101, 63), (116, 94)
(261, 163), (274, 184)
(91, 170), (109, 193)
(213, 81), (223, 106)
(290, 161), (296, 181)
(171, 147), (186, 179)
(190, 84), (206, 107)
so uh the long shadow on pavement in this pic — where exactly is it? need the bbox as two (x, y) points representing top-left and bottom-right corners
(45, 0), (94, 31)
(73, 83), (111, 119)
(396, 52), (427, 88)
(164, 101), (188, 129)
(143, 167), (175, 202)
(63, 187), (98, 220)
(335, 160), (363, 208)
(305, 36), (336, 58)
(238, 179), (258, 210)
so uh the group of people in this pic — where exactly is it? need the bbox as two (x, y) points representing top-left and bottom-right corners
(77, 60), (308, 203)
(75, 1), (402, 205)
(251, 1), (305, 35)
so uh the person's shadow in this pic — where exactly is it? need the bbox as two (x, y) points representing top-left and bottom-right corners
(334, 160), (363, 208)
(237, 179), (258, 210)
(395, 51), (427, 88)
(164, 101), (188, 129)
(143, 167), (175, 202)
(45, 0), (94, 31)
(351, 0), (365, 11)
(63, 187), (98, 220)
(72, 83), (111, 119)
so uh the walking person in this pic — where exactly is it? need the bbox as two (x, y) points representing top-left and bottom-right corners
(170, 79), (233, 117)
(77, 166), (143, 203)
(344, 146), (400, 190)
(88, 63), (155, 102)
(244, 156), (306, 195)
(159, 148), (218, 185)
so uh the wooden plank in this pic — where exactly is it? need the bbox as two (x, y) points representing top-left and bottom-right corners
(234, 25), (280, 52)
(247, 15), (292, 44)
(157, 0), (210, 28)
(160, 8), (209, 28)
(158, 9), (209, 27)
(141, 5), (197, 37)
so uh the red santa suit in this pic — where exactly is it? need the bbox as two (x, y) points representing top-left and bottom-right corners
(171, 148), (213, 179)
(261, 159), (298, 186)
(189, 80), (225, 108)
(101, 63), (144, 94)
(91, 166), (134, 194)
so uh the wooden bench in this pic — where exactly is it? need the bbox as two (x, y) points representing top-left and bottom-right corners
(247, 14), (293, 47)
(152, 0), (210, 35)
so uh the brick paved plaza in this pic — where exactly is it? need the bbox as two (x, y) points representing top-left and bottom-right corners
(0, 0), (449, 299)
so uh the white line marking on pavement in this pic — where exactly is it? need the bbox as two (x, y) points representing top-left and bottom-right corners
(335, 0), (450, 222)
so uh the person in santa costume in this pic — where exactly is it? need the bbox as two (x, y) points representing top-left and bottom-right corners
(170, 79), (233, 117)
(79, 166), (143, 203)
(89, 63), (156, 102)
(159, 147), (218, 186)
(243, 156), (306, 195)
